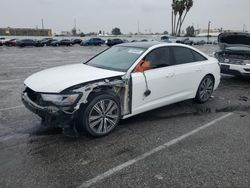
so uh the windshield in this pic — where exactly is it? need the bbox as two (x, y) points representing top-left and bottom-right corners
(86, 46), (145, 72)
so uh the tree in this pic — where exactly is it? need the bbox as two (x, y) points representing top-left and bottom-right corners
(171, 0), (193, 36)
(185, 26), (195, 37)
(163, 31), (169, 35)
(80, 32), (85, 37)
(111, 27), (122, 35)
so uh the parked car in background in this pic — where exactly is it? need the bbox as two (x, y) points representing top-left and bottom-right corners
(214, 32), (250, 77)
(106, 38), (124, 47)
(194, 40), (206, 46)
(51, 39), (73, 46)
(160, 36), (171, 43)
(176, 38), (194, 45)
(80, 38), (105, 46)
(40, 39), (58, 46)
(39, 38), (52, 42)
(72, 38), (82, 45)
(22, 42), (220, 137)
(0, 37), (8, 46)
(16, 39), (41, 47)
(4, 39), (17, 46)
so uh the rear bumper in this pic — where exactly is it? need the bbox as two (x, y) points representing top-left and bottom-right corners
(22, 92), (76, 127)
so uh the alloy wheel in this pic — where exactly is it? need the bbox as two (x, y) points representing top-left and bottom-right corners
(88, 99), (119, 134)
(199, 77), (214, 101)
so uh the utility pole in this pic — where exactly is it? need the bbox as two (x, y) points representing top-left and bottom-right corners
(74, 19), (77, 30)
(41, 19), (44, 29)
(243, 24), (246, 32)
(137, 21), (140, 34)
(207, 21), (211, 43)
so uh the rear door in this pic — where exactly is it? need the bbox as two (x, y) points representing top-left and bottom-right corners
(170, 46), (207, 98)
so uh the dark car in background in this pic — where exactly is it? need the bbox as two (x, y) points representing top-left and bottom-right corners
(40, 39), (58, 46)
(16, 39), (41, 47)
(72, 38), (82, 45)
(51, 39), (73, 46)
(194, 40), (206, 46)
(214, 32), (250, 77)
(80, 38), (105, 46)
(160, 36), (171, 43)
(176, 38), (194, 45)
(106, 38), (124, 47)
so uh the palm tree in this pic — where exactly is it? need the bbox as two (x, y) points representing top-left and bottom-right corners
(171, 0), (193, 36)
(177, 0), (193, 36)
(172, 0), (181, 36)
(175, 0), (185, 35)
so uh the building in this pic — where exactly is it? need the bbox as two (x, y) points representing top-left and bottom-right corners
(0, 27), (52, 36)
(60, 31), (72, 36)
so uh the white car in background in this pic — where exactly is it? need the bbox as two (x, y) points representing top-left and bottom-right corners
(215, 32), (250, 77)
(22, 42), (220, 137)
(0, 37), (10, 45)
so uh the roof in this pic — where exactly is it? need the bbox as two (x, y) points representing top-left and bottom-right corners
(117, 41), (165, 49)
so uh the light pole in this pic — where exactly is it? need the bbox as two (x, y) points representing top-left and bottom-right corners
(207, 21), (211, 43)
(41, 19), (44, 29)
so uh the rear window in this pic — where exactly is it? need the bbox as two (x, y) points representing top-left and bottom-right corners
(172, 47), (207, 65)
(172, 47), (194, 65)
(192, 50), (207, 61)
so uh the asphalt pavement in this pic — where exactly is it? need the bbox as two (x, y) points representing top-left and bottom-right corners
(0, 45), (250, 188)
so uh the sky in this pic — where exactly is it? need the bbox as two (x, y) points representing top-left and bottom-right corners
(1, 0), (250, 34)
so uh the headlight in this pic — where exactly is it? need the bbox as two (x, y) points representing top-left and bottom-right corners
(41, 93), (81, 106)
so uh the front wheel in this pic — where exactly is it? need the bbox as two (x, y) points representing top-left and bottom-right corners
(77, 93), (121, 137)
(195, 75), (214, 103)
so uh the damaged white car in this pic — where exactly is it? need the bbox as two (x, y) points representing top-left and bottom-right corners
(215, 32), (250, 77)
(22, 42), (220, 137)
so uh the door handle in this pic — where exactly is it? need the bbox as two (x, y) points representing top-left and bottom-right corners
(165, 73), (175, 78)
(195, 68), (202, 72)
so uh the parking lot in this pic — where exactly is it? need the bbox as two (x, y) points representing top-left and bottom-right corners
(0, 45), (250, 188)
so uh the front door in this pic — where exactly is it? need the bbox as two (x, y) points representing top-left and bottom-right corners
(131, 47), (178, 115)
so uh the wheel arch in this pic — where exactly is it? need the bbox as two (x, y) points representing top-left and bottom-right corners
(71, 77), (131, 117)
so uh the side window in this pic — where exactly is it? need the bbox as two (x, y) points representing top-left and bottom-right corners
(144, 47), (172, 69)
(192, 50), (207, 62)
(172, 47), (195, 65)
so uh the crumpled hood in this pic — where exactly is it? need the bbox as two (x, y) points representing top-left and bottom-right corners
(218, 32), (250, 50)
(24, 64), (125, 93)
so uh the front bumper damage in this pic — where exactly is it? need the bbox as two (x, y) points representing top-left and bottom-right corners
(22, 92), (76, 128)
(22, 76), (131, 129)
(220, 63), (250, 77)
(215, 51), (250, 77)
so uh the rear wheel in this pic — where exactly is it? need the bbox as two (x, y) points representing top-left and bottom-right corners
(195, 75), (214, 103)
(77, 93), (121, 137)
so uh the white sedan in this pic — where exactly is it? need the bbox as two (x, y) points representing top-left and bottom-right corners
(22, 42), (220, 137)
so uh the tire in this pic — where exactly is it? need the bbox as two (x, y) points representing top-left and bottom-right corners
(77, 93), (121, 137)
(195, 75), (214, 103)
